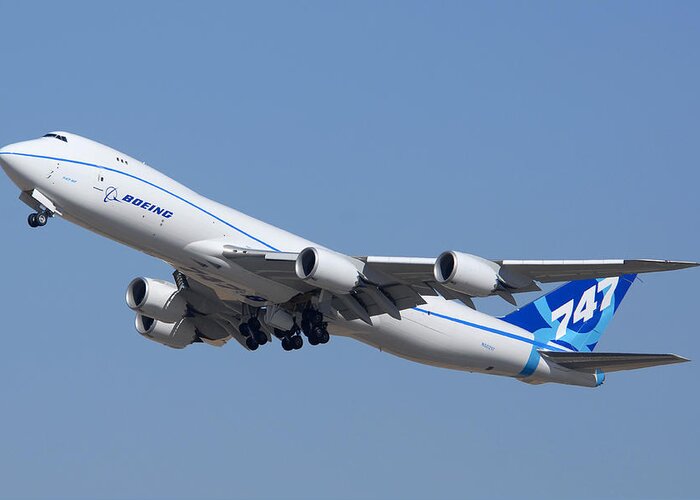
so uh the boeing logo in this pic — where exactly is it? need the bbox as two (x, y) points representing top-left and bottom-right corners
(103, 186), (121, 203)
(104, 186), (174, 218)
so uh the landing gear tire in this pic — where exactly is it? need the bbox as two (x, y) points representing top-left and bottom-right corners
(35, 212), (48, 226)
(311, 311), (323, 326)
(27, 214), (38, 228)
(281, 337), (293, 351)
(246, 336), (259, 351)
(239, 323), (251, 338)
(253, 329), (268, 345)
(319, 330), (330, 344)
(291, 335), (303, 350)
(308, 335), (319, 346)
(248, 317), (261, 331)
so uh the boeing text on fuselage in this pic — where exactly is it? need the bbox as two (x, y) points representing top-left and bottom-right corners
(104, 186), (173, 218)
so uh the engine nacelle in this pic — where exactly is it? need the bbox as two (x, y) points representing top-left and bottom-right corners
(126, 277), (187, 323)
(295, 247), (361, 293)
(135, 314), (198, 349)
(433, 251), (501, 297)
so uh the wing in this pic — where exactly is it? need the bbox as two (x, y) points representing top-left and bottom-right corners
(494, 259), (699, 283)
(222, 249), (428, 323)
(363, 256), (699, 284)
(186, 242), (698, 321)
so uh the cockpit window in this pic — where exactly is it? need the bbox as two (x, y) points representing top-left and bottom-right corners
(43, 133), (68, 143)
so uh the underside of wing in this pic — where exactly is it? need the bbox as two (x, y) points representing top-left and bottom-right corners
(221, 247), (428, 323)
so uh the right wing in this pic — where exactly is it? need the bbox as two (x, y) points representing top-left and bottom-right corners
(182, 240), (698, 322)
(364, 256), (699, 285)
(494, 259), (699, 283)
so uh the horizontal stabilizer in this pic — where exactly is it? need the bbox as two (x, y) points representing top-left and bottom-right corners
(540, 351), (689, 373)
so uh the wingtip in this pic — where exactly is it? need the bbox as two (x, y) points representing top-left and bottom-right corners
(665, 260), (700, 269)
(672, 354), (691, 363)
(641, 259), (700, 272)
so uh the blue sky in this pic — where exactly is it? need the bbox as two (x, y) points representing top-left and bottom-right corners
(0, 2), (698, 499)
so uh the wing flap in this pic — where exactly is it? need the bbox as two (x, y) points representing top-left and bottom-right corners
(540, 351), (690, 373)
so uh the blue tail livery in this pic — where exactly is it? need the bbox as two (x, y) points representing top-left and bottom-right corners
(502, 274), (637, 352)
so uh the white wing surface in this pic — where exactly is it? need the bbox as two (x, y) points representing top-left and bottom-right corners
(212, 243), (697, 320)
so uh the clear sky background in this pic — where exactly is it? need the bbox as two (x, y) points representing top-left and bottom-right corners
(0, 2), (698, 499)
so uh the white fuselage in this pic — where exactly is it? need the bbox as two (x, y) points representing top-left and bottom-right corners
(0, 133), (596, 387)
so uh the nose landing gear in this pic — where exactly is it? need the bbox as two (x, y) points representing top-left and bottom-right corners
(27, 210), (51, 228)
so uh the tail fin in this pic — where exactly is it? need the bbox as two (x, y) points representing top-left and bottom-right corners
(502, 274), (637, 352)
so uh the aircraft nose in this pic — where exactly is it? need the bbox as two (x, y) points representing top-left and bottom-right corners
(0, 143), (20, 172)
(0, 138), (54, 191)
(0, 144), (13, 167)
(0, 141), (36, 191)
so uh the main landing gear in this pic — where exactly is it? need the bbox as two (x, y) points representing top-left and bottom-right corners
(238, 316), (269, 351)
(300, 308), (330, 347)
(278, 330), (304, 351)
(27, 210), (51, 228)
(241, 306), (331, 353)
(275, 308), (331, 351)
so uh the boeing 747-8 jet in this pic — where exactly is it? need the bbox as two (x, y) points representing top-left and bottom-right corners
(1, 132), (695, 387)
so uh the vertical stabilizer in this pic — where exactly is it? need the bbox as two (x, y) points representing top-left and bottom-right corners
(502, 274), (637, 352)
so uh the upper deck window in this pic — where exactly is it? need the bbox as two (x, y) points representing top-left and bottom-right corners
(43, 133), (68, 143)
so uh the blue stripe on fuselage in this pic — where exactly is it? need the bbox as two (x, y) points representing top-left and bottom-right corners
(412, 307), (566, 377)
(412, 308), (566, 352)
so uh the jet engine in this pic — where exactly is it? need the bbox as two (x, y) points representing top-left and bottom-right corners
(126, 277), (187, 323)
(135, 314), (198, 349)
(295, 247), (361, 293)
(433, 251), (501, 297)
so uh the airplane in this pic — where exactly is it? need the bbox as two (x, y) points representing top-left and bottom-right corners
(0, 131), (696, 388)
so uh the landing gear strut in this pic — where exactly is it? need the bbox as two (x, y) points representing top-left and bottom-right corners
(28, 210), (50, 228)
